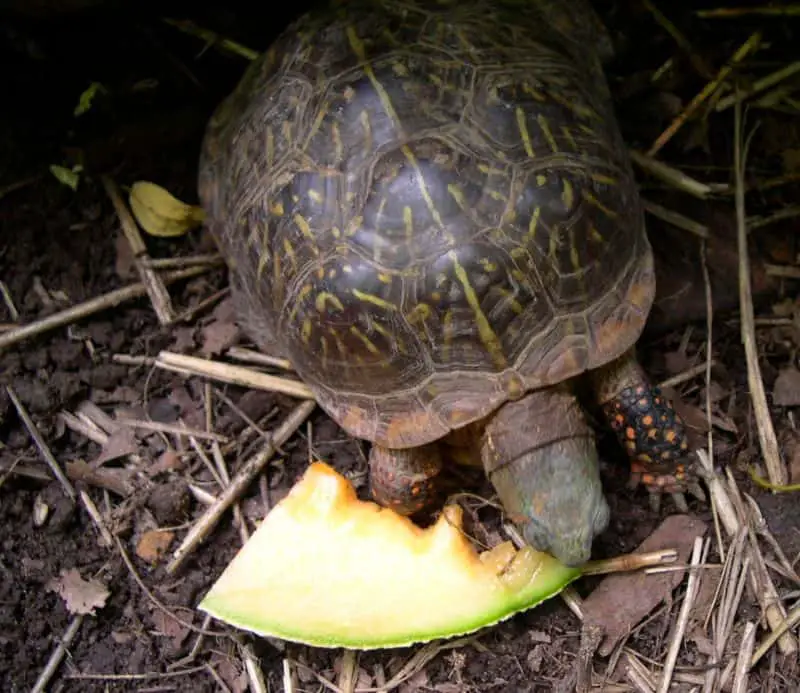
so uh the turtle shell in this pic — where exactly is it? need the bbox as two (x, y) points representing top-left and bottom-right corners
(198, 0), (656, 450)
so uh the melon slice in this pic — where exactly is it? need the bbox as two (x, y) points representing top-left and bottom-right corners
(199, 462), (581, 649)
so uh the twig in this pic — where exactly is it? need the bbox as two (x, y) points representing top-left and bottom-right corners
(140, 253), (222, 269)
(0, 265), (211, 351)
(641, 0), (713, 79)
(101, 176), (175, 325)
(337, 650), (359, 693)
(764, 263), (800, 280)
(647, 31), (762, 156)
(241, 642), (268, 693)
(170, 286), (230, 325)
(283, 659), (297, 693)
(732, 621), (757, 693)
(6, 386), (76, 502)
(166, 399), (316, 574)
(747, 206), (800, 231)
(0, 279), (20, 321)
(658, 537), (706, 693)
(697, 6), (800, 18)
(658, 360), (717, 390)
(733, 98), (787, 486)
(30, 615), (84, 693)
(641, 198), (710, 238)
(716, 61), (800, 111)
(115, 416), (229, 443)
(163, 18), (260, 60)
(155, 350), (314, 399)
(751, 601), (800, 666)
(80, 490), (115, 547)
(629, 150), (716, 198)
(227, 346), (294, 372)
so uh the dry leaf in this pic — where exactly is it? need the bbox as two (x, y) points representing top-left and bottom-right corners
(773, 368), (800, 407)
(200, 297), (240, 356)
(94, 427), (138, 466)
(151, 608), (190, 649)
(582, 515), (708, 656)
(200, 319), (240, 356)
(149, 449), (183, 477)
(136, 529), (174, 563)
(47, 568), (110, 615)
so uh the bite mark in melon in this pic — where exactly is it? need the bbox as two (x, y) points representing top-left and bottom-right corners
(199, 462), (581, 649)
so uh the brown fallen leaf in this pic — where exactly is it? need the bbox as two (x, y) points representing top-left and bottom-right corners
(93, 427), (138, 467)
(200, 296), (240, 356)
(151, 607), (190, 649)
(581, 514), (708, 656)
(47, 568), (110, 616)
(773, 367), (800, 407)
(136, 529), (174, 564)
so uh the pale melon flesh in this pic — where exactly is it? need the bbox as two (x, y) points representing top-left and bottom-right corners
(199, 462), (581, 649)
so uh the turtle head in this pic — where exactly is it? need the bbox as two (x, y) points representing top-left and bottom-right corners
(482, 393), (610, 568)
(518, 473), (610, 567)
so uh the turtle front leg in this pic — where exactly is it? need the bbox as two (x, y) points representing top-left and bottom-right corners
(368, 443), (444, 516)
(590, 349), (699, 506)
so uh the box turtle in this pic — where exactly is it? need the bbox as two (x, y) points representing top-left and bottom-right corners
(199, 0), (698, 566)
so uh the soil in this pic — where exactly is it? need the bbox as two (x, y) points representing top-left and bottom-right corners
(1, 1), (800, 692)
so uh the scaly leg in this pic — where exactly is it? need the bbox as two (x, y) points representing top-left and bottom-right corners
(368, 442), (444, 515)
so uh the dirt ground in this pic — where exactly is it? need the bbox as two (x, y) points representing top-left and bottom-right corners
(2, 1), (800, 691)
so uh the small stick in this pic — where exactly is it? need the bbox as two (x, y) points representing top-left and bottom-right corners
(140, 253), (222, 269)
(732, 621), (757, 693)
(241, 642), (268, 693)
(0, 265), (210, 351)
(747, 206), (800, 231)
(156, 350), (314, 399)
(6, 386), (76, 502)
(59, 410), (109, 445)
(647, 31), (762, 156)
(166, 399), (316, 574)
(657, 537), (706, 693)
(641, 198), (710, 238)
(80, 490), (115, 546)
(641, 0), (713, 79)
(169, 286), (229, 325)
(0, 279), (19, 321)
(115, 416), (229, 443)
(337, 650), (359, 693)
(283, 660), (297, 693)
(733, 98), (787, 486)
(751, 601), (800, 666)
(716, 61), (800, 111)
(764, 263), (800, 280)
(163, 18), (260, 61)
(628, 150), (715, 198)
(30, 615), (84, 693)
(101, 176), (175, 325)
(227, 346), (294, 372)
(697, 6), (800, 18)
(659, 360), (716, 389)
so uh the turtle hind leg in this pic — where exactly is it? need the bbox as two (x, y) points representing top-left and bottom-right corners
(368, 442), (444, 516)
(591, 349), (702, 506)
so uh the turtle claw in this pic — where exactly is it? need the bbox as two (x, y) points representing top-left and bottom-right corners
(631, 458), (705, 515)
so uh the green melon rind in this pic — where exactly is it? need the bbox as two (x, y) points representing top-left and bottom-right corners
(199, 562), (580, 650)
